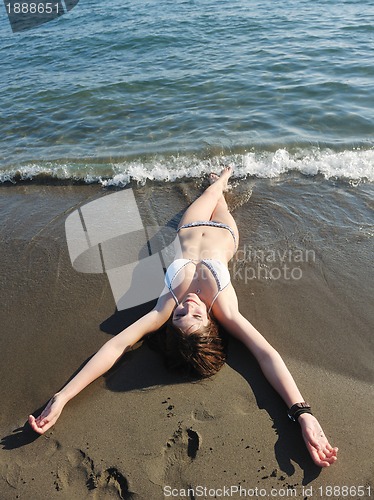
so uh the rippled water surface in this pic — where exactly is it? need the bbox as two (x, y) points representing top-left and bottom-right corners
(0, 0), (373, 183)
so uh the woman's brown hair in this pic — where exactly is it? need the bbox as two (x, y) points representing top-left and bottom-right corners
(147, 313), (227, 379)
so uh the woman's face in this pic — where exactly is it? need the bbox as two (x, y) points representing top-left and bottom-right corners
(172, 293), (209, 334)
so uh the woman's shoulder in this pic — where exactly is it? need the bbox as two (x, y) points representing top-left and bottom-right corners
(211, 283), (239, 321)
(154, 287), (176, 316)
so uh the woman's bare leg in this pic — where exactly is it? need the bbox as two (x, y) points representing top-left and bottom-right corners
(178, 167), (233, 228)
(210, 183), (239, 247)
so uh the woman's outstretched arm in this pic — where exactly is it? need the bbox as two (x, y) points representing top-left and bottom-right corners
(214, 291), (338, 467)
(28, 307), (168, 434)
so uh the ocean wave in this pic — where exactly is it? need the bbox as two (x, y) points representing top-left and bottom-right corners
(0, 147), (373, 186)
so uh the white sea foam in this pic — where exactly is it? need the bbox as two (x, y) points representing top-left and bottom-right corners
(240, 148), (374, 182)
(1, 148), (373, 186)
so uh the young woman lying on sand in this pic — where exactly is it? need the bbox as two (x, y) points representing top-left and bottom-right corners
(29, 167), (338, 467)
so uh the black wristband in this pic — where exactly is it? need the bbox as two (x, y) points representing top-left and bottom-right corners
(288, 402), (313, 422)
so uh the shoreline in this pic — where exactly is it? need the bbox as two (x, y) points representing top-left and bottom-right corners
(0, 180), (373, 499)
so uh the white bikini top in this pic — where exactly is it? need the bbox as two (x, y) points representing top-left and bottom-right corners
(165, 258), (231, 313)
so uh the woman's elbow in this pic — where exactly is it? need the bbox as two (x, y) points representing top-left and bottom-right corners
(255, 345), (281, 364)
(102, 336), (131, 360)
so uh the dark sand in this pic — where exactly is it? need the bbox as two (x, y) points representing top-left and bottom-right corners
(0, 178), (373, 499)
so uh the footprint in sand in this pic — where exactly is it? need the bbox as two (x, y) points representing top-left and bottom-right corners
(60, 449), (135, 499)
(192, 405), (215, 422)
(4, 462), (21, 489)
(145, 424), (201, 486)
(0, 433), (61, 490)
(146, 423), (201, 485)
(165, 424), (200, 463)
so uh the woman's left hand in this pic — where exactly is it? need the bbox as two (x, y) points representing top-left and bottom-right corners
(298, 413), (338, 467)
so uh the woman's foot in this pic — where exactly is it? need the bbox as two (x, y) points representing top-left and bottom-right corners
(208, 172), (220, 184)
(208, 165), (233, 191)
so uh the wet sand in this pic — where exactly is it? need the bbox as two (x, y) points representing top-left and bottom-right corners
(0, 178), (373, 499)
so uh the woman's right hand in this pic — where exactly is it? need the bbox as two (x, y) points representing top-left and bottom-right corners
(28, 393), (66, 434)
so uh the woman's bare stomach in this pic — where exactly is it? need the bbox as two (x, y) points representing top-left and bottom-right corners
(177, 226), (236, 263)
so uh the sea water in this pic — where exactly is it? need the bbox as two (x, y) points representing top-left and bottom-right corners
(0, 0), (373, 185)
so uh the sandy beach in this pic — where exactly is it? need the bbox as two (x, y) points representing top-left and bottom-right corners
(0, 178), (373, 499)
